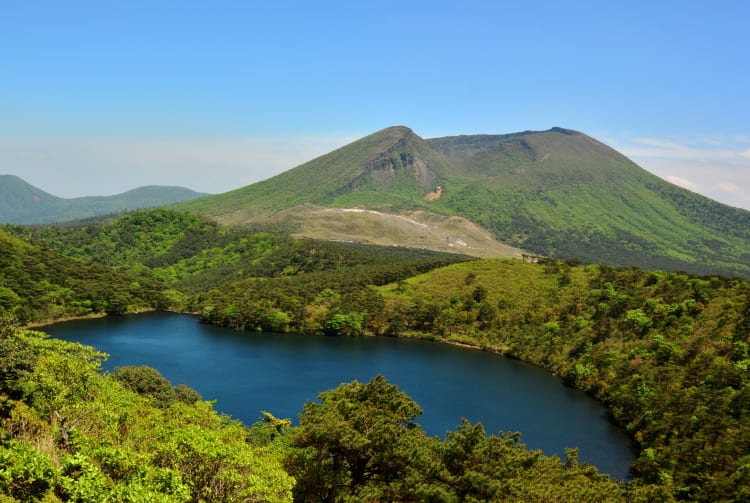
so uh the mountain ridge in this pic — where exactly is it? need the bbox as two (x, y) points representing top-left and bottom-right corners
(0, 174), (208, 224)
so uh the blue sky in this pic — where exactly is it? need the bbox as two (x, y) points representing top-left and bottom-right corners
(2, 1), (749, 209)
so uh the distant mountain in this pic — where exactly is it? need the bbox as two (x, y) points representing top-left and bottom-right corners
(0, 175), (207, 224)
(178, 125), (750, 278)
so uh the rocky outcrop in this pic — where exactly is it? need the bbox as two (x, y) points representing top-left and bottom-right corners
(424, 186), (442, 201)
(336, 130), (438, 193)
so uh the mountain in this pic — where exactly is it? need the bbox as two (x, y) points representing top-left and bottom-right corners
(0, 174), (207, 224)
(176, 126), (522, 258)
(179, 126), (451, 217)
(425, 128), (750, 275)
(174, 126), (750, 277)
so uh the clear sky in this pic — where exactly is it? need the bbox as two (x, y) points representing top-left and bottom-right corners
(2, 1), (749, 209)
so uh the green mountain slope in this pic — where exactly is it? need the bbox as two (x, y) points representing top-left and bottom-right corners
(179, 126), (454, 220)
(426, 128), (750, 276)
(0, 227), (165, 323)
(175, 126), (750, 278)
(174, 126), (523, 257)
(0, 174), (207, 224)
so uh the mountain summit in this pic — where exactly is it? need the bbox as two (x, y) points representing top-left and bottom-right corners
(183, 126), (454, 217)
(176, 126), (750, 277)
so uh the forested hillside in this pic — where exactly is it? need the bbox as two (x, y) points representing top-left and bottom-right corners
(3, 208), (750, 501)
(0, 322), (294, 501)
(0, 228), (165, 324)
(18, 209), (469, 322)
(376, 259), (750, 500)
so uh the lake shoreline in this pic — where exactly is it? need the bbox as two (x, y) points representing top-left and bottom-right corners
(25, 308), (157, 330)
(43, 309), (637, 480)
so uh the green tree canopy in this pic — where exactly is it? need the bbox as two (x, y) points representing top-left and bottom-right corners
(287, 375), (431, 502)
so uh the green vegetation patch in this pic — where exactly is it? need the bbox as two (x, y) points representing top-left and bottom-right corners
(376, 259), (750, 501)
(0, 227), (165, 324)
(0, 324), (293, 502)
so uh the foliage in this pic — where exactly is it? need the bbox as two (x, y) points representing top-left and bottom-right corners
(286, 376), (628, 502)
(113, 365), (202, 408)
(14, 209), (217, 274)
(0, 228), (165, 324)
(0, 328), (294, 502)
(375, 258), (750, 501)
(287, 375), (426, 501)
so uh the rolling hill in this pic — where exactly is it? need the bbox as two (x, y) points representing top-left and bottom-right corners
(175, 126), (750, 278)
(0, 174), (207, 224)
(0, 226), (165, 323)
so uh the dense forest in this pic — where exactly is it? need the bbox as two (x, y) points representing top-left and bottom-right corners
(0, 227), (166, 324)
(0, 320), (294, 502)
(2, 208), (749, 501)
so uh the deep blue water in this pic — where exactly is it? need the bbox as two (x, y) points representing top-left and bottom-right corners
(46, 311), (636, 479)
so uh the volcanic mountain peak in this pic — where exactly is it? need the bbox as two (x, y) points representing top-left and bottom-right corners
(174, 125), (750, 277)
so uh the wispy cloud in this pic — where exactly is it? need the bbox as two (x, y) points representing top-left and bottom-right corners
(665, 175), (700, 191)
(613, 134), (750, 210)
(620, 137), (748, 163)
(630, 138), (686, 150)
(715, 181), (743, 194)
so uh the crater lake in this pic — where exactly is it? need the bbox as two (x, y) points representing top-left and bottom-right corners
(46, 311), (636, 479)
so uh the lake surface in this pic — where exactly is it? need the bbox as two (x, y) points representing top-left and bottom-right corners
(46, 311), (636, 479)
